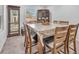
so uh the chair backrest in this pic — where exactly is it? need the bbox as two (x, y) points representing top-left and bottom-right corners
(53, 20), (69, 25)
(54, 26), (69, 46)
(26, 24), (32, 44)
(68, 24), (78, 41)
(24, 24), (32, 53)
(24, 24), (28, 41)
(59, 21), (69, 25)
(53, 20), (59, 24)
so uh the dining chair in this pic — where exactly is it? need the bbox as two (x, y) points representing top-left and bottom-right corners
(24, 24), (31, 53)
(67, 24), (78, 54)
(24, 24), (38, 54)
(43, 26), (69, 54)
(25, 20), (39, 44)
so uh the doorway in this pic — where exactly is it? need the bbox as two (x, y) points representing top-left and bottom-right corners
(8, 5), (20, 37)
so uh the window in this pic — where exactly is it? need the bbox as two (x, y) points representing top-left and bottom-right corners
(0, 5), (4, 30)
(0, 16), (1, 29)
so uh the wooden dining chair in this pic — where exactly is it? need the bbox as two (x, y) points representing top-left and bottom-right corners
(43, 26), (69, 54)
(67, 24), (78, 54)
(24, 24), (31, 53)
(24, 24), (38, 54)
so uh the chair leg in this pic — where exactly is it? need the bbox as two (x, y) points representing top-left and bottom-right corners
(51, 49), (54, 54)
(67, 40), (69, 54)
(24, 37), (25, 47)
(29, 44), (32, 54)
(37, 35), (44, 54)
(25, 47), (27, 54)
(25, 42), (31, 54)
(37, 42), (44, 54)
(64, 41), (67, 54)
(24, 33), (26, 47)
(24, 40), (25, 47)
(53, 46), (57, 54)
(27, 46), (31, 54)
(43, 44), (46, 54)
(25, 44), (28, 54)
(73, 39), (77, 54)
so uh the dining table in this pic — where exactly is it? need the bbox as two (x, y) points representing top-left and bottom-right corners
(26, 22), (78, 53)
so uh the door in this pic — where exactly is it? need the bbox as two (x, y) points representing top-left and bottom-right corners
(8, 6), (20, 37)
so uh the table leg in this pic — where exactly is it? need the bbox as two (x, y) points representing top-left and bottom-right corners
(37, 33), (44, 54)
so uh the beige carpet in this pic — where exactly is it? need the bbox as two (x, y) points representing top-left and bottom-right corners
(1, 36), (79, 54)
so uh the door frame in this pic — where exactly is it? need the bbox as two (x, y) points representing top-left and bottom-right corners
(7, 5), (20, 37)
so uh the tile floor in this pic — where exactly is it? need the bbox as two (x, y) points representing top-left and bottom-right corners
(1, 36), (25, 54)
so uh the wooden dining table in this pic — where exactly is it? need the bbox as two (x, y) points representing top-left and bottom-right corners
(26, 22), (78, 53)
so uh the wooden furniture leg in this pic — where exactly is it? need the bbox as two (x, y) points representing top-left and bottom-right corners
(73, 39), (77, 54)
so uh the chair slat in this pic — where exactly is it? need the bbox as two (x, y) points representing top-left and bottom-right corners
(55, 26), (68, 44)
(53, 20), (69, 25)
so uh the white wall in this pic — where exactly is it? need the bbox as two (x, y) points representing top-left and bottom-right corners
(20, 6), (26, 29)
(21, 5), (79, 23)
(49, 5), (79, 23)
(0, 5), (7, 52)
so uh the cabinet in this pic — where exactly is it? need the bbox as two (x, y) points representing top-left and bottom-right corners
(8, 5), (20, 37)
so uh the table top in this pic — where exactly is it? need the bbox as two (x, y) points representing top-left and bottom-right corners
(27, 23), (69, 32)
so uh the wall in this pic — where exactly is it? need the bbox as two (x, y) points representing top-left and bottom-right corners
(20, 6), (26, 29)
(21, 5), (79, 23)
(49, 5), (79, 23)
(0, 5), (7, 52)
